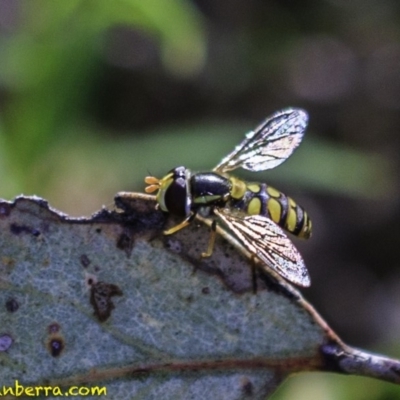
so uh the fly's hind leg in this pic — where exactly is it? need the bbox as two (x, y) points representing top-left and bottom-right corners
(201, 220), (217, 258)
(250, 255), (258, 294)
(202, 220), (258, 294)
(164, 212), (197, 235)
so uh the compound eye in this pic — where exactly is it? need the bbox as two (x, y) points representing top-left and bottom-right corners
(164, 176), (189, 217)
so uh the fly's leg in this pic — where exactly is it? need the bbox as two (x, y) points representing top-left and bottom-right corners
(164, 212), (196, 235)
(201, 220), (217, 258)
(202, 220), (259, 293)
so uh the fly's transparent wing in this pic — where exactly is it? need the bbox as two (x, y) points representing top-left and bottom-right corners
(214, 208), (310, 287)
(214, 108), (308, 173)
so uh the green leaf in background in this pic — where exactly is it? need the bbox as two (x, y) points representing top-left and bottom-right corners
(0, 0), (205, 194)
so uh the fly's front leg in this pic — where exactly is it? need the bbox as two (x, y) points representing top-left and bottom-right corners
(164, 212), (197, 235)
(201, 220), (217, 258)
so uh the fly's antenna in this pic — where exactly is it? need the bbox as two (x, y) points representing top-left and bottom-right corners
(144, 176), (160, 193)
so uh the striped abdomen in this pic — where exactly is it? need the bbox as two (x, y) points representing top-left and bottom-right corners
(228, 177), (312, 239)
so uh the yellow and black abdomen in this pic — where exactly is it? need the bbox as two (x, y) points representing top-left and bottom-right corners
(228, 177), (312, 239)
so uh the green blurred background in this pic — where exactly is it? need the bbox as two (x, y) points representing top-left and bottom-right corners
(1, 0), (400, 398)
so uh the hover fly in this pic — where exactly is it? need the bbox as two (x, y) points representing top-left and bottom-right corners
(142, 108), (312, 286)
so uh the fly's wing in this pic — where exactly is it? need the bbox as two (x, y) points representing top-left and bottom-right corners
(214, 208), (310, 287)
(213, 108), (308, 173)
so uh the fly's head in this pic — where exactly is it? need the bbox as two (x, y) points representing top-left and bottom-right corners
(145, 166), (191, 217)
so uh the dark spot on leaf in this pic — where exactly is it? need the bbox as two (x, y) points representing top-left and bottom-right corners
(90, 281), (123, 322)
(116, 231), (134, 256)
(9, 224), (22, 234)
(185, 294), (194, 303)
(85, 273), (97, 288)
(0, 203), (11, 217)
(241, 377), (253, 396)
(165, 238), (182, 253)
(201, 287), (210, 294)
(10, 223), (40, 236)
(5, 297), (19, 312)
(48, 323), (61, 334)
(114, 194), (166, 231)
(47, 336), (64, 357)
(80, 254), (91, 268)
(0, 334), (13, 351)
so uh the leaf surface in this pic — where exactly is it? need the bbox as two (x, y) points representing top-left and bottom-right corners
(0, 195), (399, 399)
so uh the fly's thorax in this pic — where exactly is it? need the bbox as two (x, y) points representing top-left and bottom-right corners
(190, 172), (231, 208)
(155, 166), (191, 217)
